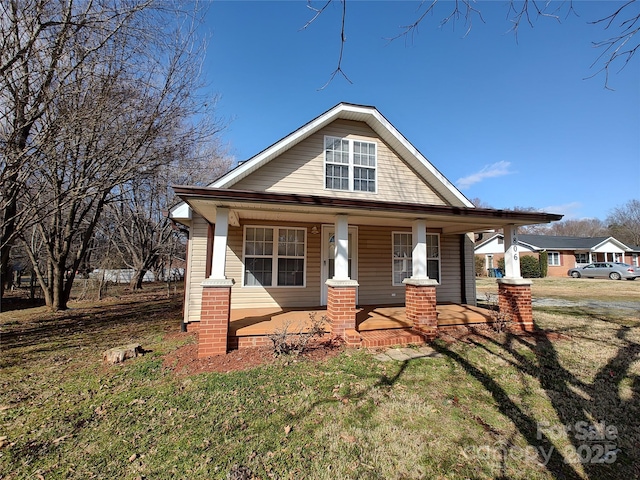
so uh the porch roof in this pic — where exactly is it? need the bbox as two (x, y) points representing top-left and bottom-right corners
(173, 186), (563, 234)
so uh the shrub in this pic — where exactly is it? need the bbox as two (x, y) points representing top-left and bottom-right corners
(268, 312), (327, 356)
(539, 251), (549, 278)
(521, 255), (541, 278)
(497, 255), (541, 278)
(475, 255), (485, 276)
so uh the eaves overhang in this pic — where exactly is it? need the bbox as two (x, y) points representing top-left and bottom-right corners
(173, 186), (563, 234)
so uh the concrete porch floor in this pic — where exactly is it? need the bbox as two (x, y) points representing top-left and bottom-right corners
(229, 303), (495, 337)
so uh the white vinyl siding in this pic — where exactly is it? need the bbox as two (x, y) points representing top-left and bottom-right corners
(185, 214), (210, 323)
(183, 221), (473, 313)
(243, 226), (306, 287)
(324, 136), (377, 193)
(227, 222), (321, 309)
(232, 119), (446, 205)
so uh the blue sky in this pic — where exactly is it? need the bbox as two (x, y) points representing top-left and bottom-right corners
(199, 1), (639, 221)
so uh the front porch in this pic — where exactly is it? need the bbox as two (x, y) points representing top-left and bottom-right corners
(227, 303), (495, 350)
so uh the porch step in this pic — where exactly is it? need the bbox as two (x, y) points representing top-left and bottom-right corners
(359, 328), (428, 348)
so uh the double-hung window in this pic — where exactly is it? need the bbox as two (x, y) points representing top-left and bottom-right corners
(244, 227), (305, 287)
(548, 252), (561, 266)
(392, 232), (440, 286)
(325, 136), (376, 192)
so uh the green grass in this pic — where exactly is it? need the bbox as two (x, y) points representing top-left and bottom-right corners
(1, 283), (639, 479)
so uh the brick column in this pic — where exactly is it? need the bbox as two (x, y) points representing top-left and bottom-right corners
(326, 280), (358, 340)
(497, 278), (533, 331)
(198, 279), (234, 357)
(403, 278), (439, 339)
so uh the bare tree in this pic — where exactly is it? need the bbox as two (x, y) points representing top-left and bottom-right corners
(519, 218), (608, 236)
(5, 0), (221, 310)
(469, 197), (493, 209)
(102, 150), (231, 291)
(0, 0), (162, 296)
(548, 218), (608, 237)
(304, 0), (639, 89)
(607, 199), (640, 247)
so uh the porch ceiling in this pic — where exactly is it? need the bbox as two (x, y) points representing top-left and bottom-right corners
(174, 186), (563, 234)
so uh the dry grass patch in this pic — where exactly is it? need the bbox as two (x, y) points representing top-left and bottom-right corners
(476, 276), (640, 301)
(2, 285), (639, 479)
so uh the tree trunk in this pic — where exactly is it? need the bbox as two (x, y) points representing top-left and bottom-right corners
(130, 269), (146, 290)
(50, 264), (69, 310)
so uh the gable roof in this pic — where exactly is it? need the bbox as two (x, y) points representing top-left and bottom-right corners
(209, 102), (474, 208)
(475, 234), (633, 252)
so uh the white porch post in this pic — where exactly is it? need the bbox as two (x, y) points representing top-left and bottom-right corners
(210, 207), (229, 280)
(326, 214), (358, 344)
(412, 219), (428, 279)
(334, 214), (350, 280)
(200, 206), (234, 358)
(503, 225), (522, 279)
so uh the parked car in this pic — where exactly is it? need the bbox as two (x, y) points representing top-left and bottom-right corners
(567, 262), (638, 280)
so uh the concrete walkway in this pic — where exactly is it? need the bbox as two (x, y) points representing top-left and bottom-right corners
(373, 346), (443, 362)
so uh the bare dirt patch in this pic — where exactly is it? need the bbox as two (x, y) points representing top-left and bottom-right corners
(162, 333), (344, 376)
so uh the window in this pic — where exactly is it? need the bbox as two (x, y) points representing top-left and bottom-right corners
(392, 232), (440, 286)
(244, 227), (305, 287)
(325, 136), (376, 192)
(548, 252), (561, 266)
(575, 253), (589, 264)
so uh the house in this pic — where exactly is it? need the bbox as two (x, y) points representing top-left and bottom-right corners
(475, 234), (637, 277)
(170, 103), (562, 357)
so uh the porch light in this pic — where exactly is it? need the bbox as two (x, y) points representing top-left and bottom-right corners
(310, 226), (319, 235)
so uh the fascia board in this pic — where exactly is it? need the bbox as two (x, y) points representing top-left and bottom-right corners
(593, 237), (631, 252)
(169, 201), (191, 221)
(364, 109), (474, 208)
(210, 103), (475, 208)
(474, 233), (502, 250)
(211, 103), (348, 189)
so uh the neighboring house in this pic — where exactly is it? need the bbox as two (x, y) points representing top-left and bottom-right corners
(170, 103), (561, 356)
(475, 234), (636, 277)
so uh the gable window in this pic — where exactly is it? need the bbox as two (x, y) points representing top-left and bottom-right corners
(325, 136), (376, 192)
(392, 232), (440, 286)
(244, 227), (306, 287)
(548, 252), (561, 266)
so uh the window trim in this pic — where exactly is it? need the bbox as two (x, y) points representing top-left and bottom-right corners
(242, 225), (307, 288)
(548, 251), (561, 266)
(324, 135), (378, 194)
(391, 231), (441, 286)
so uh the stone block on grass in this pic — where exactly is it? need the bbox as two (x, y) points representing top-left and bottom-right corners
(102, 344), (143, 364)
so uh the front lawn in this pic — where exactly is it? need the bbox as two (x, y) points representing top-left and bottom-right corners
(1, 284), (638, 479)
(476, 276), (640, 302)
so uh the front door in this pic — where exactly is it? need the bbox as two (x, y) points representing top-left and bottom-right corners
(321, 225), (358, 305)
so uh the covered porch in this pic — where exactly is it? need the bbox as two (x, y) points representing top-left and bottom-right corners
(173, 187), (562, 357)
(228, 303), (496, 350)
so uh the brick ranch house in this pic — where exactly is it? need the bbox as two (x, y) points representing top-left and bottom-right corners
(170, 103), (562, 357)
(475, 234), (638, 277)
